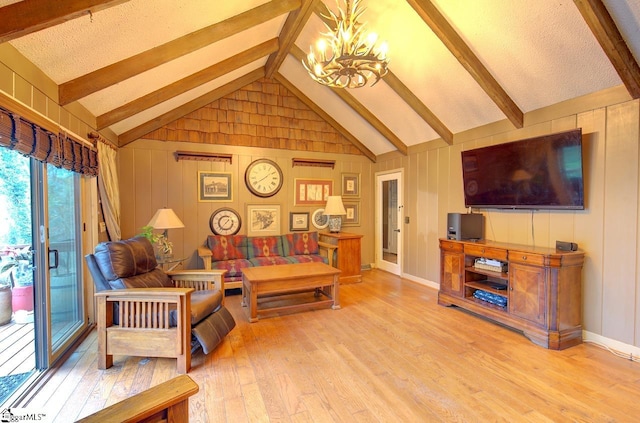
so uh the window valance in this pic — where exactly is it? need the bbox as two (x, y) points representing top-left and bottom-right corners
(0, 106), (98, 176)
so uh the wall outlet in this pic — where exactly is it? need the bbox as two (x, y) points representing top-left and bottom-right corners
(405, 216), (410, 224)
(99, 222), (107, 233)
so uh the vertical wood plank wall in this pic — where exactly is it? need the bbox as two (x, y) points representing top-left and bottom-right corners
(375, 96), (640, 348)
(118, 141), (373, 270)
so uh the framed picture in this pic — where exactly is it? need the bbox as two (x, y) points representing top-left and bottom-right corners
(343, 201), (360, 226)
(342, 173), (360, 197)
(289, 212), (309, 231)
(294, 178), (333, 206)
(198, 171), (232, 202)
(246, 204), (281, 237)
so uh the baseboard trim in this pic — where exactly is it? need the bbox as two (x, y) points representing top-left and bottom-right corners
(401, 273), (439, 290)
(582, 331), (640, 361)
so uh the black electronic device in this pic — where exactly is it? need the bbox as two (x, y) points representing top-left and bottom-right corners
(447, 213), (484, 241)
(461, 129), (585, 210)
(556, 240), (578, 251)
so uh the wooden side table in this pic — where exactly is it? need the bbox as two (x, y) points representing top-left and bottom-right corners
(319, 232), (363, 284)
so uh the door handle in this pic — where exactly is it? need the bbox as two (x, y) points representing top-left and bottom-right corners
(49, 248), (59, 269)
(394, 229), (401, 233)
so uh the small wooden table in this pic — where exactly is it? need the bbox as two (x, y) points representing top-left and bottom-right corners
(241, 262), (341, 322)
(319, 232), (363, 283)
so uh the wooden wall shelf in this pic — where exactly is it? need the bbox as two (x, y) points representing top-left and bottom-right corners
(292, 158), (335, 168)
(174, 151), (232, 163)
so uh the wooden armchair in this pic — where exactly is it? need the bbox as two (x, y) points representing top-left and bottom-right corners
(86, 237), (236, 374)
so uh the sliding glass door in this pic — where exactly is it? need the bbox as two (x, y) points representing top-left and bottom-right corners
(0, 147), (86, 405)
(45, 164), (84, 356)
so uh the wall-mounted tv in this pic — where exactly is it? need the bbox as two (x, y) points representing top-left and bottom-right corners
(461, 129), (585, 210)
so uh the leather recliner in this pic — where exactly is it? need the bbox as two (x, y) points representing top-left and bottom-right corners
(85, 236), (235, 373)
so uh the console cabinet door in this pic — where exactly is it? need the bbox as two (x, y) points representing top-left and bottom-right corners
(441, 250), (464, 297)
(509, 263), (546, 326)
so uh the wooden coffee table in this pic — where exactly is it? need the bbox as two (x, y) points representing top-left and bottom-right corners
(241, 262), (341, 322)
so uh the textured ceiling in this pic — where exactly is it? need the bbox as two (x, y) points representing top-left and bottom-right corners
(2, 0), (639, 157)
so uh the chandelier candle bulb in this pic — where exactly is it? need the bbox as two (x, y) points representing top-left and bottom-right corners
(303, 0), (389, 89)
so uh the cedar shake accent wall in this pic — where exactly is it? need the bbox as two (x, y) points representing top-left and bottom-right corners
(144, 78), (364, 156)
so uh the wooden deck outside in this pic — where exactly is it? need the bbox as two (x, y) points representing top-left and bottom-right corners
(0, 319), (35, 377)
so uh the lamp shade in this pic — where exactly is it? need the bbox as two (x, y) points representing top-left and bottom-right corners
(324, 196), (346, 216)
(147, 208), (185, 229)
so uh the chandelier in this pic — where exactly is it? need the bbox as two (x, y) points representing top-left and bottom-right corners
(303, 0), (389, 89)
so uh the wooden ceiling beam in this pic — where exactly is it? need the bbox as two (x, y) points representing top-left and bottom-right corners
(0, 0), (129, 44)
(265, 0), (320, 79)
(383, 71), (453, 145)
(291, 45), (407, 155)
(329, 85), (408, 155)
(59, 0), (300, 105)
(573, 0), (640, 99)
(274, 73), (377, 162)
(97, 38), (279, 129)
(407, 0), (524, 129)
(312, 2), (451, 145)
(118, 68), (265, 146)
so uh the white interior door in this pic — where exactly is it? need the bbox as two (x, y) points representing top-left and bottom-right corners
(375, 170), (403, 275)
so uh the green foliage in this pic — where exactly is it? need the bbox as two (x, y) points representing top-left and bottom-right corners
(140, 225), (159, 243)
(0, 148), (32, 245)
(139, 226), (173, 255)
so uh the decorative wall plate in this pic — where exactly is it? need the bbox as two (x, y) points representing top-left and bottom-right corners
(245, 158), (283, 197)
(312, 208), (328, 230)
(209, 207), (242, 235)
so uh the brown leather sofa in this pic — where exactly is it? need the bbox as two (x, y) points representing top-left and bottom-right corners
(85, 236), (235, 373)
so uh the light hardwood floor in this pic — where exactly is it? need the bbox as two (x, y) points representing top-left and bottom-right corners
(19, 269), (640, 422)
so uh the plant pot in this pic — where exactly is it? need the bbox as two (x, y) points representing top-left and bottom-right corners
(0, 285), (12, 325)
(12, 284), (34, 312)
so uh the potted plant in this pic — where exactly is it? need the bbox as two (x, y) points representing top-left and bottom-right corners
(140, 226), (174, 260)
(0, 246), (34, 318)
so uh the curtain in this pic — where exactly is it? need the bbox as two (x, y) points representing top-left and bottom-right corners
(97, 140), (121, 241)
(0, 106), (98, 176)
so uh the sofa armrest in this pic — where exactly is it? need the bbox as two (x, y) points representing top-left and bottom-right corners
(76, 374), (199, 422)
(197, 246), (213, 270)
(318, 241), (337, 267)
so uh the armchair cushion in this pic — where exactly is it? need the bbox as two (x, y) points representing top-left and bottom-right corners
(284, 232), (320, 255)
(189, 290), (223, 325)
(249, 256), (291, 266)
(109, 268), (173, 290)
(93, 236), (173, 290)
(248, 236), (284, 258)
(210, 258), (252, 282)
(192, 306), (236, 354)
(206, 235), (247, 260)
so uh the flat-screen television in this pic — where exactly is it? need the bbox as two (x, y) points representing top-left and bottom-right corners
(461, 129), (585, 210)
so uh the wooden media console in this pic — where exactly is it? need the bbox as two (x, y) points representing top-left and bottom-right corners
(438, 239), (584, 350)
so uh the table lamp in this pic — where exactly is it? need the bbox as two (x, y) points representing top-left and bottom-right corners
(324, 196), (347, 233)
(147, 208), (185, 257)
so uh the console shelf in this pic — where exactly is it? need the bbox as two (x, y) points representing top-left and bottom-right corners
(465, 280), (508, 297)
(439, 238), (584, 350)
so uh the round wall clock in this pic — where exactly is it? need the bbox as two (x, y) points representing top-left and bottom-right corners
(209, 207), (242, 235)
(312, 208), (329, 230)
(245, 159), (283, 197)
